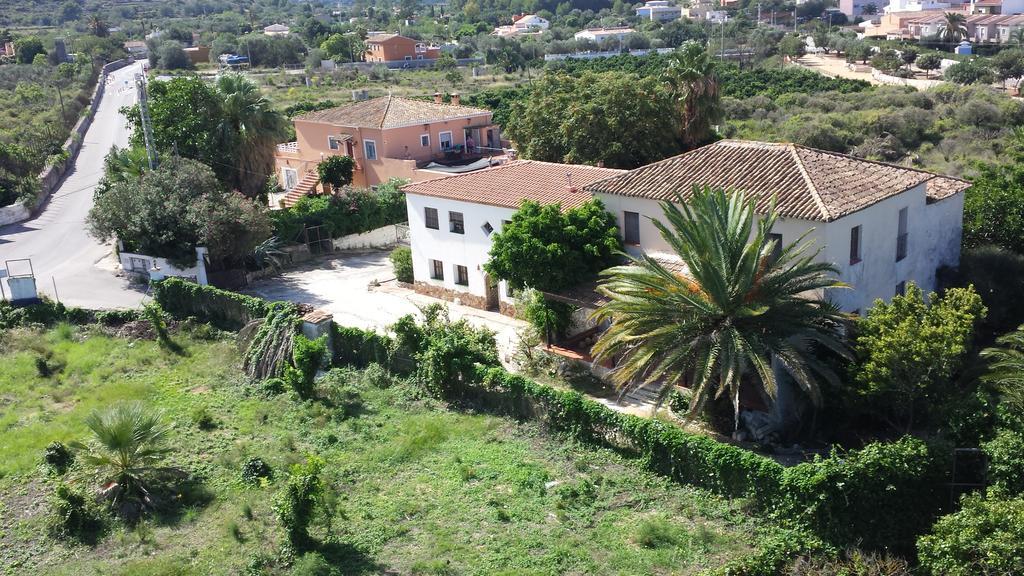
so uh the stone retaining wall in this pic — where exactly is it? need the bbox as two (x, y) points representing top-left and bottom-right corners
(412, 281), (516, 317)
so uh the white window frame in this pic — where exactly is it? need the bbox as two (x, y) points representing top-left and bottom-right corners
(363, 139), (377, 161)
(328, 136), (342, 150)
(439, 131), (453, 151)
(283, 167), (298, 190)
(420, 133), (430, 147)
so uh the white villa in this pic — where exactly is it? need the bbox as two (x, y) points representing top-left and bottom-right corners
(401, 140), (969, 317)
(574, 27), (637, 44)
(637, 0), (684, 21)
(493, 14), (551, 37)
(402, 161), (625, 313)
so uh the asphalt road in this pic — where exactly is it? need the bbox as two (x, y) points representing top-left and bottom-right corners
(0, 62), (148, 310)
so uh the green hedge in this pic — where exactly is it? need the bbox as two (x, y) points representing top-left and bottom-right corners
(776, 437), (947, 553)
(470, 365), (784, 501)
(0, 298), (91, 329)
(330, 324), (395, 369)
(152, 277), (269, 330)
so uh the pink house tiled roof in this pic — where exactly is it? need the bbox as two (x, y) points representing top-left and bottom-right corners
(296, 95), (491, 130)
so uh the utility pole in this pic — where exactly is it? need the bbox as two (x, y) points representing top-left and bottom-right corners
(757, 3), (762, 23)
(55, 83), (66, 127)
(135, 73), (158, 169)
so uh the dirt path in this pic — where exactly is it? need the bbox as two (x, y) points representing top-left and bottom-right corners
(794, 53), (946, 91)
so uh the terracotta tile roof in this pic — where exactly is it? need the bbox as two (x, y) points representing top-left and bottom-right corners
(295, 95), (491, 129)
(402, 160), (626, 211)
(585, 140), (969, 222)
(366, 33), (402, 43)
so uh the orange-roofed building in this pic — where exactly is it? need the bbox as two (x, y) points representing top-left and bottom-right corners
(365, 33), (440, 64)
(273, 94), (504, 208)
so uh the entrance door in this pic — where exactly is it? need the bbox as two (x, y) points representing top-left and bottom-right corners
(484, 275), (499, 311)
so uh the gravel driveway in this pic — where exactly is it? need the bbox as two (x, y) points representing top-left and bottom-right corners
(244, 250), (527, 363)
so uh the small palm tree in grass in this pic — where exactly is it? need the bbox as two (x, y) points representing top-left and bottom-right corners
(981, 327), (1024, 411)
(591, 187), (850, 431)
(72, 401), (174, 517)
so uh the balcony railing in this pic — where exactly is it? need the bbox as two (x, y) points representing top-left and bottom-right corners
(276, 141), (299, 154)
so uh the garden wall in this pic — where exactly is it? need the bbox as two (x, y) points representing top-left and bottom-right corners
(331, 223), (409, 251)
(1, 59), (130, 225)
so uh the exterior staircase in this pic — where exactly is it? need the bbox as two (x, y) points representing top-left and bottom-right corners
(618, 384), (661, 409)
(281, 172), (321, 208)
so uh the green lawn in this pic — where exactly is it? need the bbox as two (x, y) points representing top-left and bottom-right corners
(0, 324), (768, 575)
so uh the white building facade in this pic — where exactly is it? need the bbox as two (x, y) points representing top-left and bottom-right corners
(637, 1), (684, 21)
(586, 140), (968, 314)
(402, 161), (625, 313)
(574, 27), (637, 43)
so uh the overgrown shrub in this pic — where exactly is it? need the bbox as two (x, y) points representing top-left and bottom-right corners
(44, 441), (74, 474)
(243, 303), (299, 381)
(95, 309), (139, 326)
(273, 456), (324, 550)
(330, 324), (394, 369)
(0, 298), (89, 329)
(389, 246), (413, 283)
(391, 304), (499, 396)
(46, 483), (105, 543)
(917, 489), (1024, 576)
(983, 428), (1024, 495)
(776, 437), (946, 552)
(291, 552), (332, 576)
(519, 288), (574, 341)
(241, 457), (273, 484)
(290, 334), (327, 399)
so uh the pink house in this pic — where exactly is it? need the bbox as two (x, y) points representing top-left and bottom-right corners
(274, 94), (504, 207)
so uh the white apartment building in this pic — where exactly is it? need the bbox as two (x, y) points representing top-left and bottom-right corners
(574, 27), (637, 44)
(585, 140), (968, 314)
(493, 13), (550, 36)
(637, 1), (683, 21)
(402, 161), (625, 313)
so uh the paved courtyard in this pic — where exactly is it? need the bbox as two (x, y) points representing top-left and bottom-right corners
(243, 250), (527, 363)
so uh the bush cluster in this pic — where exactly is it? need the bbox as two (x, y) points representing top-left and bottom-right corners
(269, 179), (406, 242)
(46, 483), (105, 543)
(917, 489), (1024, 576)
(0, 298), (90, 329)
(289, 334), (327, 399)
(241, 457), (273, 484)
(273, 456), (324, 550)
(389, 246), (413, 284)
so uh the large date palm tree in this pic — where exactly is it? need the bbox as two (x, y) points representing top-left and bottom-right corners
(215, 74), (288, 198)
(981, 327), (1024, 411)
(663, 42), (722, 151)
(591, 187), (850, 429)
(939, 12), (968, 44)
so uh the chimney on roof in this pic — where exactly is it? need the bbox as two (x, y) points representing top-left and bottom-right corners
(433, 92), (442, 104)
(566, 172), (578, 193)
(451, 92), (461, 106)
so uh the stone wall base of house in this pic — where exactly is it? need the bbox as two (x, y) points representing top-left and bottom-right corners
(412, 281), (516, 318)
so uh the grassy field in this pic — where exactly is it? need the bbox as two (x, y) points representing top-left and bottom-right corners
(0, 324), (769, 575)
(248, 65), (528, 111)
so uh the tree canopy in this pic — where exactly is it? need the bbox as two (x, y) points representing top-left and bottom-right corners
(852, 283), (985, 433)
(504, 71), (680, 169)
(963, 159), (1024, 254)
(88, 156), (271, 268)
(484, 198), (622, 292)
(123, 75), (287, 198)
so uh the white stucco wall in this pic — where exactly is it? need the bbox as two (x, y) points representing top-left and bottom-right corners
(405, 193), (517, 301)
(597, 183), (964, 314)
(332, 224), (408, 251)
(119, 247), (208, 285)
